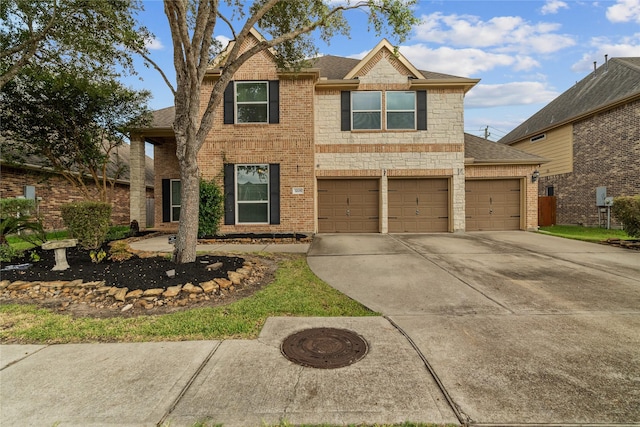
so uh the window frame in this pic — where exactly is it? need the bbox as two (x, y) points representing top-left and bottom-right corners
(385, 91), (417, 130)
(170, 179), (181, 222)
(351, 91), (382, 130)
(235, 164), (270, 224)
(235, 81), (269, 124)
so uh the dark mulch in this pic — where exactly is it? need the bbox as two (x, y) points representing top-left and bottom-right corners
(1, 245), (245, 291)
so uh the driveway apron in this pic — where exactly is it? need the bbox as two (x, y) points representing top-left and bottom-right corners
(307, 232), (640, 425)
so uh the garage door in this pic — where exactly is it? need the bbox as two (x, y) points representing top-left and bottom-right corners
(388, 178), (449, 232)
(318, 179), (379, 233)
(466, 179), (521, 231)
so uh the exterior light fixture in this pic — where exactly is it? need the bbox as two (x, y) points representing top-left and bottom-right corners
(531, 170), (540, 183)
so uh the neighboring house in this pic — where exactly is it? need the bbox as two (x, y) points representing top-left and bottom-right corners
(500, 57), (640, 227)
(130, 31), (544, 234)
(0, 141), (155, 229)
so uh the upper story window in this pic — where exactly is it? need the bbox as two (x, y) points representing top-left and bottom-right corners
(352, 91), (382, 130)
(224, 80), (280, 125)
(236, 82), (268, 123)
(342, 90), (426, 132)
(386, 91), (416, 130)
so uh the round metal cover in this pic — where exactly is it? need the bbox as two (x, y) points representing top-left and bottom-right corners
(281, 327), (368, 369)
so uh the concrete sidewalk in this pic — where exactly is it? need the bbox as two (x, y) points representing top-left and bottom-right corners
(129, 234), (310, 254)
(0, 317), (457, 427)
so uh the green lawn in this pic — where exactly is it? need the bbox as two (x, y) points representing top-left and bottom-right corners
(0, 255), (377, 344)
(538, 225), (632, 242)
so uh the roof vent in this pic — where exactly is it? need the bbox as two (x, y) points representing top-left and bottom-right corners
(593, 61), (597, 78)
(605, 54), (609, 73)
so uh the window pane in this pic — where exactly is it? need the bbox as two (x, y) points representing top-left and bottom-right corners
(238, 182), (268, 201)
(352, 92), (381, 110)
(237, 165), (269, 202)
(172, 206), (181, 221)
(353, 112), (381, 130)
(237, 105), (268, 123)
(236, 82), (267, 102)
(387, 92), (415, 110)
(238, 203), (268, 223)
(387, 112), (415, 129)
(171, 181), (181, 205)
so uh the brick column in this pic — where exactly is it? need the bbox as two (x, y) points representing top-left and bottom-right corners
(129, 133), (146, 229)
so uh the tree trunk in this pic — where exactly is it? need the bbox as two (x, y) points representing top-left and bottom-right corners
(172, 129), (200, 264)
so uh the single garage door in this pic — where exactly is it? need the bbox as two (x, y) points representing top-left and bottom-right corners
(318, 179), (379, 233)
(466, 179), (521, 231)
(388, 178), (449, 232)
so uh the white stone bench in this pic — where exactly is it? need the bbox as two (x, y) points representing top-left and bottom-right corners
(42, 239), (78, 271)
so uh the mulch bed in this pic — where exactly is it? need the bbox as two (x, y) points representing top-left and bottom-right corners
(1, 245), (245, 291)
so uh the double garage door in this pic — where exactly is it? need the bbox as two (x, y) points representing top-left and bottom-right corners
(317, 178), (449, 233)
(465, 179), (521, 231)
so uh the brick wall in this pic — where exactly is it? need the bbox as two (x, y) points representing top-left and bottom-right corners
(1, 165), (153, 230)
(153, 39), (316, 234)
(538, 99), (639, 227)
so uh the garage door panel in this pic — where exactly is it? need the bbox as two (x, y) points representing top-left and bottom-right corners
(388, 178), (449, 233)
(318, 179), (379, 233)
(466, 179), (521, 231)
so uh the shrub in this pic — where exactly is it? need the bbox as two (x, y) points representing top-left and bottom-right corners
(60, 201), (112, 249)
(0, 243), (19, 262)
(0, 215), (46, 246)
(612, 196), (640, 238)
(198, 177), (224, 238)
(0, 198), (35, 219)
(108, 240), (133, 261)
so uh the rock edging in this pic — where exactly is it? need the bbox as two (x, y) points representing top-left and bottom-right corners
(0, 258), (264, 314)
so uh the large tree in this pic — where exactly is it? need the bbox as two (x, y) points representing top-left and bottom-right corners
(0, 0), (149, 88)
(151, 0), (418, 263)
(0, 66), (151, 202)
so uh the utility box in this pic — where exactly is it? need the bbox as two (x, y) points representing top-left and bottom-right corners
(596, 187), (607, 207)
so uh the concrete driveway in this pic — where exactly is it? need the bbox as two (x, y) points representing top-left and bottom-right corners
(307, 231), (640, 425)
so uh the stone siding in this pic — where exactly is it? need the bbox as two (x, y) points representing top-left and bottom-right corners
(0, 165), (153, 230)
(538, 99), (639, 227)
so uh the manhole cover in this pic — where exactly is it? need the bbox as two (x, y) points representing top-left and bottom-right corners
(281, 327), (368, 369)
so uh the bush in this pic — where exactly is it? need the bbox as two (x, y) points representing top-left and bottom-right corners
(0, 215), (46, 246)
(61, 201), (112, 249)
(612, 196), (640, 238)
(198, 177), (224, 238)
(1, 198), (35, 218)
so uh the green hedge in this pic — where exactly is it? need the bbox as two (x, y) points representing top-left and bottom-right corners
(61, 201), (112, 249)
(612, 196), (640, 238)
(1, 198), (35, 219)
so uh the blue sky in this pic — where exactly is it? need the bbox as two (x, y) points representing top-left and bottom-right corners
(127, 0), (640, 141)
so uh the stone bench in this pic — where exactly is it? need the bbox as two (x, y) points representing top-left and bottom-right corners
(42, 239), (78, 271)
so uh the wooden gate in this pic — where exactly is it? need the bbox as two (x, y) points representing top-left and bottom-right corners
(538, 196), (556, 226)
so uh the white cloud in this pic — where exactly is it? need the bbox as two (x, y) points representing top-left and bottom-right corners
(541, 0), (569, 15)
(145, 36), (164, 50)
(571, 33), (640, 72)
(606, 0), (640, 23)
(465, 82), (559, 108)
(396, 44), (540, 77)
(414, 12), (575, 54)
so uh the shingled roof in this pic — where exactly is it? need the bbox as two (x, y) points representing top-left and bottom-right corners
(500, 57), (640, 145)
(464, 133), (546, 164)
(0, 137), (154, 187)
(309, 54), (465, 80)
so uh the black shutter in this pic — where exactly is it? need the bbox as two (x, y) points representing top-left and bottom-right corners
(417, 90), (427, 130)
(162, 179), (171, 222)
(224, 164), (235, 225)
(223, 82), (234, 124)
(341, 91), (351, 131)
(269, 81), (279, 124)
(269, 164), (280, 224)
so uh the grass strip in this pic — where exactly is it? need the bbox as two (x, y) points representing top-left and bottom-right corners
(0, 255), (377, 344)
(538, 225), (631, 242)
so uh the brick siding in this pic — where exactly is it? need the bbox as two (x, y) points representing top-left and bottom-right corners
(1, 165), (153, 230)
(538, 99), (640, 227)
